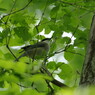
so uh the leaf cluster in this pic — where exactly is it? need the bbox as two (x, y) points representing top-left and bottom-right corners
(0, 0), (94, 94)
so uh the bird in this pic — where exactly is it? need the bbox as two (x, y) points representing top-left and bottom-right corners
(15, 38), (51, 61)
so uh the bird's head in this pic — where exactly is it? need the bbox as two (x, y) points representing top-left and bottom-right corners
(41, 38), (51, 44)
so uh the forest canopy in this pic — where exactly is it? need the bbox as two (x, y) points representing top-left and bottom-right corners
(0, 0), (95, 95)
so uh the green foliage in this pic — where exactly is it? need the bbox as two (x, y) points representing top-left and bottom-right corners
(0, 0), (94, 94)
(58, 64), (74, 80)
(55, 87), (95, 95)
(0, 8), (6, 11)
(14, 26), (31, 41)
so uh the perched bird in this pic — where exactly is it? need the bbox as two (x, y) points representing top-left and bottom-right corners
(15, 38), (51, 61)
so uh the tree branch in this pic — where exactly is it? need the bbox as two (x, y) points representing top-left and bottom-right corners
(51, 79), (67, 87)
(79, 14), (95, 86)
(41, 66), (68, 87)
(58, 0), (95, 10)
(6, 44), (17, 59)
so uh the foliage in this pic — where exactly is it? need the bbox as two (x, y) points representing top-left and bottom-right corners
(55, 87), (95, 95)
(0, 0), (94, 94)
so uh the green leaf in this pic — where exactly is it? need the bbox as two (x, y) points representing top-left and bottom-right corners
(4, 53), (14, 60)
(58, 64), (74, 80)
(14, 26), (31, 41)
(3, 74), (19, 83)
(74, 29), (88, 48)
(25, 74), (52, 85)
(64, 45), (75, 61)
(0, 32), (3, 43)
(62, 37), (71, 44)
(80, 12), (93, 28)
(9, 35), (24, 45)
(44, 27), (51, 34)
(47, 61), (56, 70)
(33, 79), (48, 92)
(53, 30), (63, 37)
(10, 13), (28, 26)
(13, 62), (27, 74)
(0, 60), (14, 70)
(0, 0), (13, 12)
(0, 81), (4, 87)
(0, 8), (6, 11)
(21, 89), (44, 95)
(50, 6), (59, 18)
(1, 28), (10, 38)
(14, 0), (28, 9)
(70, 15), (80, 27)
(64, 51), (74, 61)
(69, 48), (85, 71)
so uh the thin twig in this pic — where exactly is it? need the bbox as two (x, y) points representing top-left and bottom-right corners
(45, 80), (54, 94)
(64, 25), (79, 51)
(47, 25), (83, 59)
(47, 48), (84, 62)
(5, 0), (16, 45)
(1, 0), (33, 20)
(51, 62), (64, 74)
(5, 0), (33, 60)
(5, 0), (17, 24)
(58, 0), (95, 11)
(16, 83), (28, 88)
(35, 0), (49, 40)
(5, 0), (18, 60)
(65, 50), (84, 56)
(6, 45), (17, 59)
(40, 66), (68, 87)
(37, 0), (49, 26)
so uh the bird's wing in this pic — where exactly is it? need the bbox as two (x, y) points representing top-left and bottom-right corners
(21, 42), (46, 51)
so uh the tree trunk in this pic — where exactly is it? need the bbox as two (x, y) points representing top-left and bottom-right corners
(80, 15), (95, 86)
